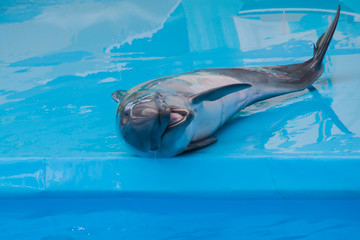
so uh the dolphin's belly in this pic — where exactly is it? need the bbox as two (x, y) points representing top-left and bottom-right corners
(192, 89), (250, 141)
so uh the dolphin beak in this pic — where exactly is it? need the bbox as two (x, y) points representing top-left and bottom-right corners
(149, 107), (171, 151)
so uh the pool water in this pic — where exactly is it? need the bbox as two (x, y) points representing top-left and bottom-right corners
(1, 0), (360, 239)
(1, 197), (360, 239)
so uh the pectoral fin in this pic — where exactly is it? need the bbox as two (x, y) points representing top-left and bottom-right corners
(185, 137), (217, 152)
(112, 90), (127, 103)
(190, 83), (251, 104)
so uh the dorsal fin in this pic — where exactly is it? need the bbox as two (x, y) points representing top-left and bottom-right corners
(189, 83), (251, 104)
(112, 90), (127, 103)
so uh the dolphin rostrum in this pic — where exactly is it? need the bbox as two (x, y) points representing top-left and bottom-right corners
(112, 6), (340, 157)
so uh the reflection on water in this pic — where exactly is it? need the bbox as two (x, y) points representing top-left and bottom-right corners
(0, 0), (360, 158)
(219, 84), (356, 156)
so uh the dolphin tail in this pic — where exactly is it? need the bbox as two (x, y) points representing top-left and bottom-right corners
(308, 5), (340, 70)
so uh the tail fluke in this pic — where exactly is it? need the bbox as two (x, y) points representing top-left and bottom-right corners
(310, 5), (340, 69)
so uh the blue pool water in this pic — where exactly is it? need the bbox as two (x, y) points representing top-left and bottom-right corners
(1, 0), (360, 239)
(1, 197), (360, 239)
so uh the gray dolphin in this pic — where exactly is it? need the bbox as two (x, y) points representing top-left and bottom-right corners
(112, 6), (340, 157)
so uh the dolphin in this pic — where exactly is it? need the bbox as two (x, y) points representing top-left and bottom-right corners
(112, 6), (340, 157)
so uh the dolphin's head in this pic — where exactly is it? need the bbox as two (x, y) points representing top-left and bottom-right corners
(115, 92), (194, 157)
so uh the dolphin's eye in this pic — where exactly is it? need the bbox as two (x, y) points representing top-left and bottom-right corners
(121, 111), (129, 125)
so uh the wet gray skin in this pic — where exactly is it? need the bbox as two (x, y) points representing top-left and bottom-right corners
(112, 6), (340, 158)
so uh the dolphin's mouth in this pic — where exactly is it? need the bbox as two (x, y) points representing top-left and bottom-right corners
(168, 108), (193, 128)
(144, 107), (194, 152)
(160, 107), (194, 142)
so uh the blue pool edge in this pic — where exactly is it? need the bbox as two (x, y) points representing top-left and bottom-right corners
(1, 155), (360, 199)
